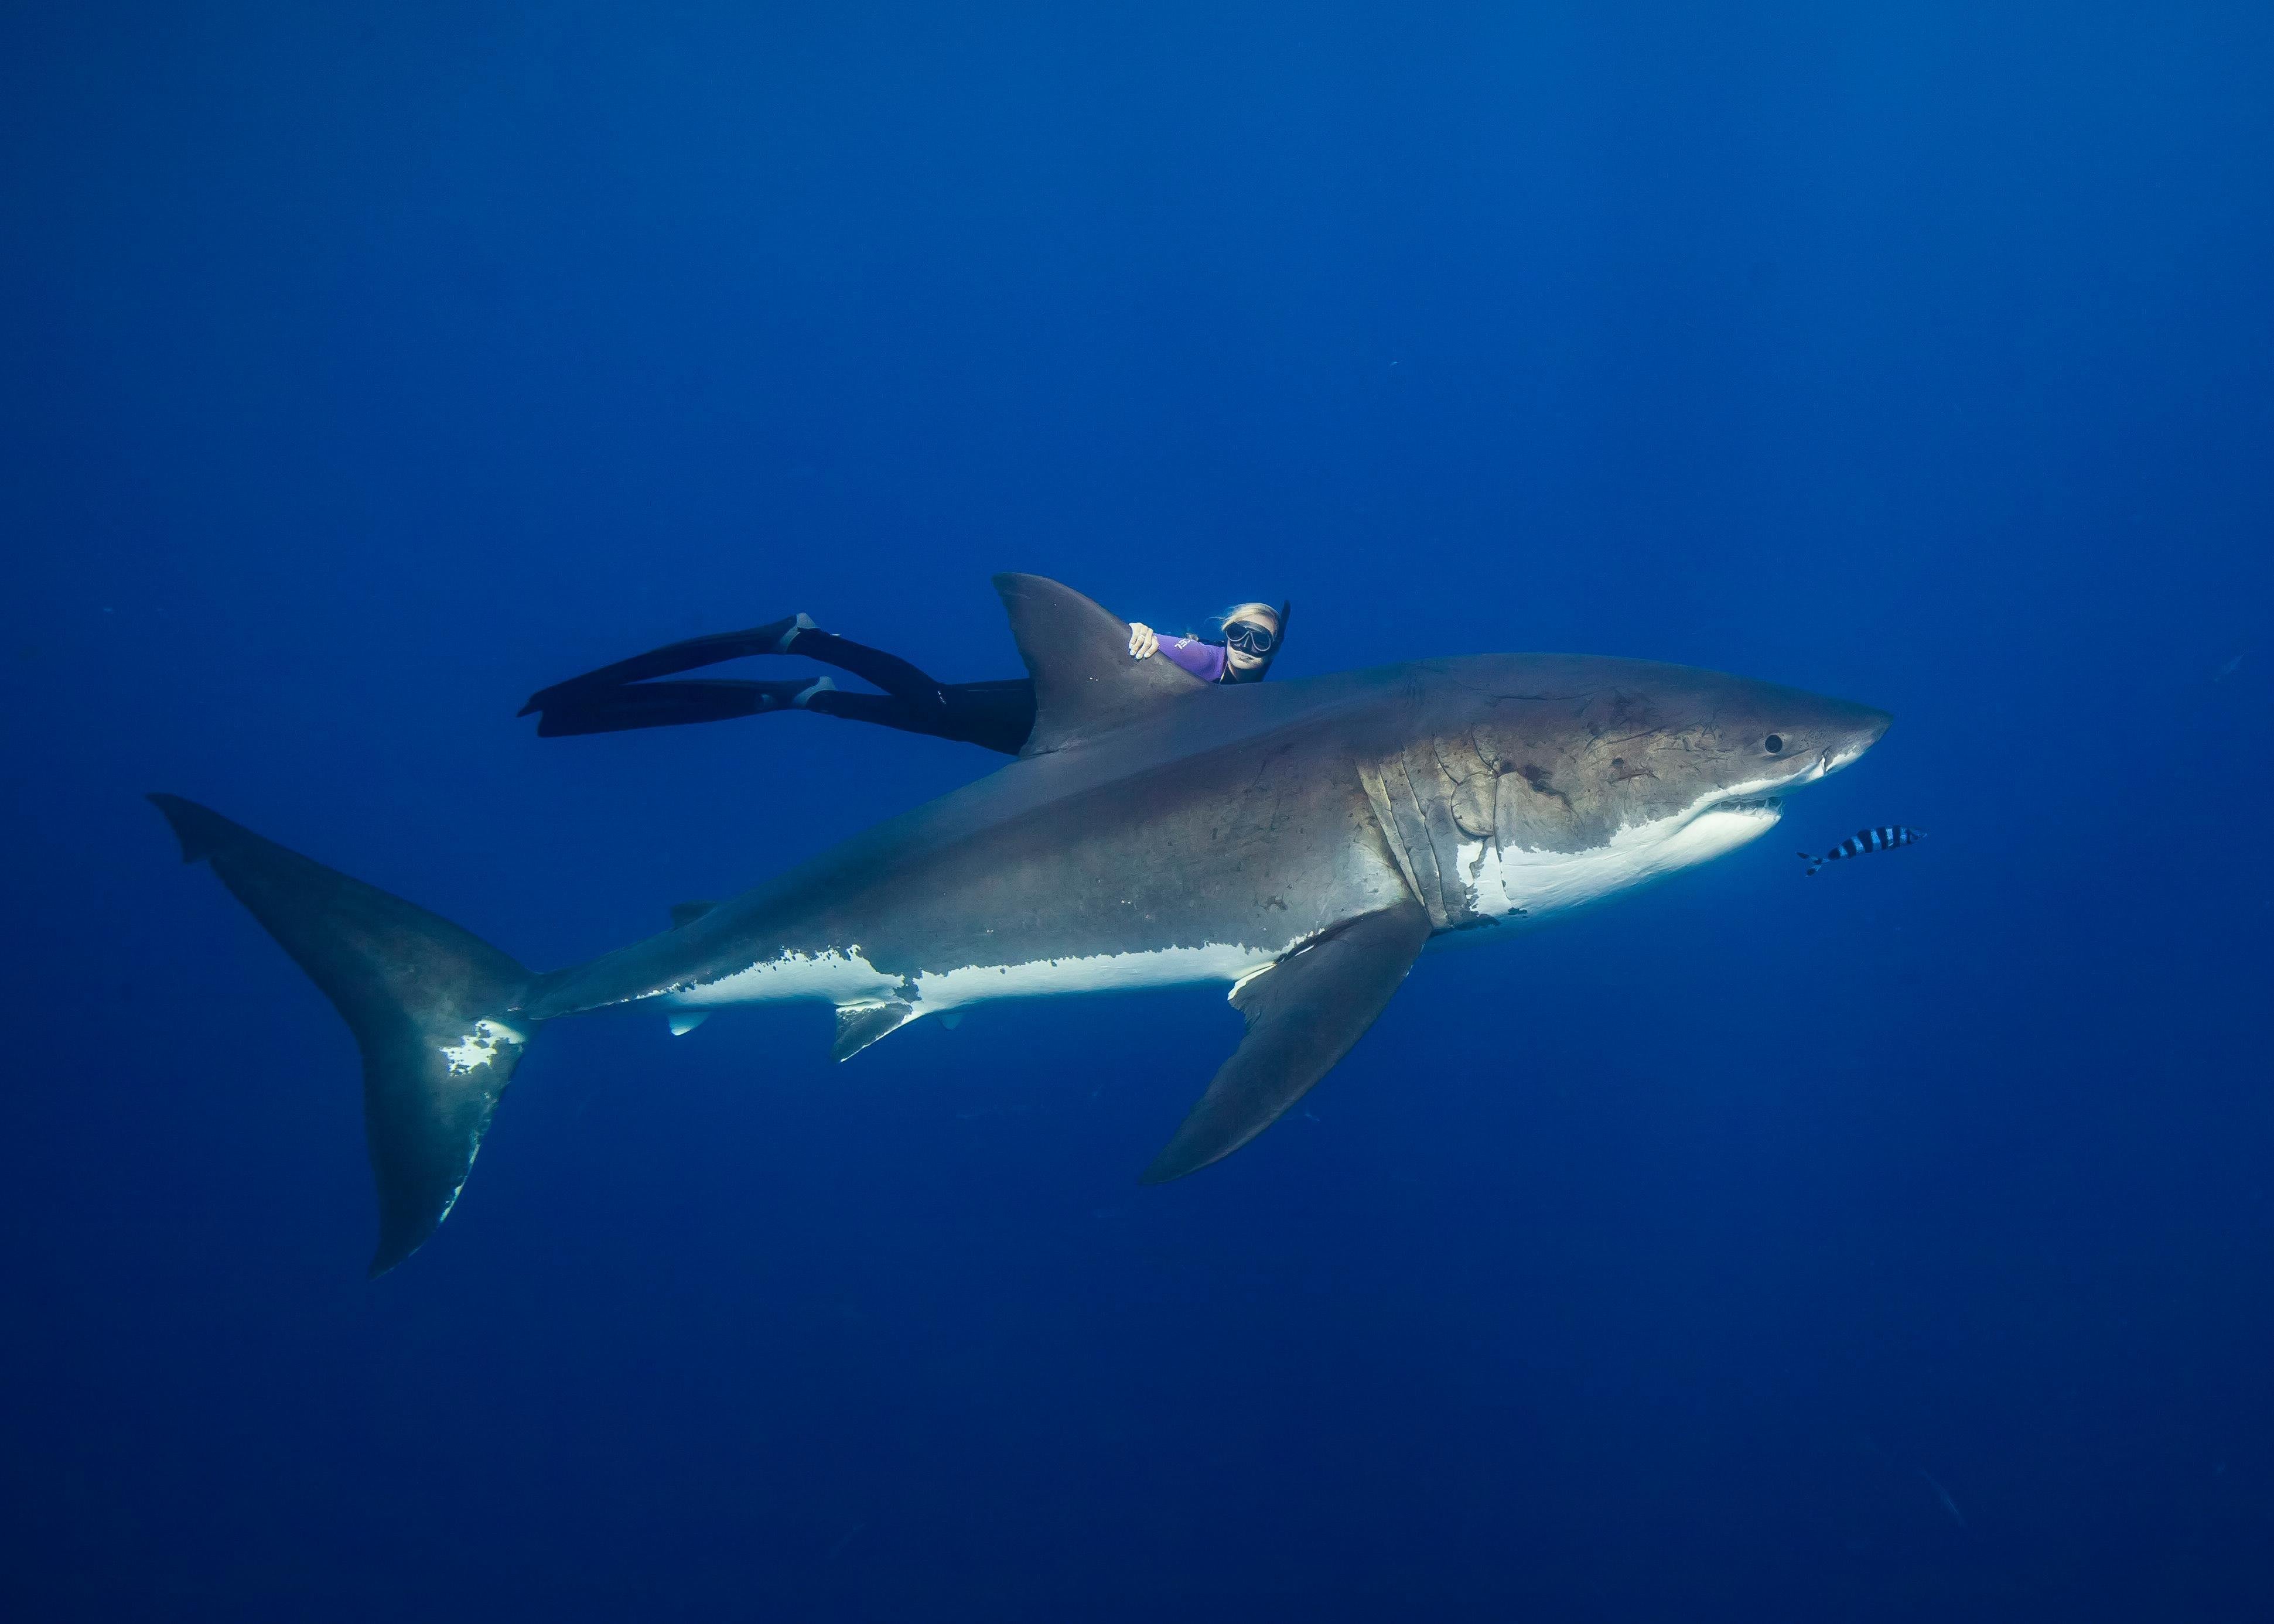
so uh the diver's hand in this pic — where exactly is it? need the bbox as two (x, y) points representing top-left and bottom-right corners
(1128, 623), (1159, 660)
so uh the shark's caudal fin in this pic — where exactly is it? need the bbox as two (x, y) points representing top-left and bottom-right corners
(149, 795), (537, 1275)
(994, 573), (1207, 757)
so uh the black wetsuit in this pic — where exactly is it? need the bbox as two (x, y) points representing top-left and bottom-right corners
(523, 610), (1282, 757)
(521, 616), (1043, 755)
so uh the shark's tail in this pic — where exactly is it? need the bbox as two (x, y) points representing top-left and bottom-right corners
(149, 795), (540, 1275)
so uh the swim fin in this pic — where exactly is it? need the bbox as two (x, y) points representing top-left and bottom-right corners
(519, 616), (810, 716)
(531, 679), (808, 736)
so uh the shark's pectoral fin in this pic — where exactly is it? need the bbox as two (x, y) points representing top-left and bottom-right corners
(1140, 900), (1433, 1184)
(833, 1000), (917, 1062)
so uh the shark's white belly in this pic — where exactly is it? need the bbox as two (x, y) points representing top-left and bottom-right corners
(662, 936), (1290, 1014)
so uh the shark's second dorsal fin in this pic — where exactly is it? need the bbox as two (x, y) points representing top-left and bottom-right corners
(670, 901), (718, 929)
(993, 573), (1207, 757)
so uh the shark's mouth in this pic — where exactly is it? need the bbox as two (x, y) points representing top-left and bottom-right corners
(1691, 751), (1838, 825)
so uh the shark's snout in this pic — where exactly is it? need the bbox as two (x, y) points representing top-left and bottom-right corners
(1822, 706), (1892, 776)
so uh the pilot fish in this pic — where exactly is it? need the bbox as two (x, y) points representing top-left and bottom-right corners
(1800, 825), (1924, 876)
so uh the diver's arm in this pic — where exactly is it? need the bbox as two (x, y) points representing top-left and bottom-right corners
(1129, 621), (1228, 682)
(1158, 634), (1227, 683)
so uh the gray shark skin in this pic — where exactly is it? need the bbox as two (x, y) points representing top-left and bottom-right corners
(152, 575), (1889, 1273)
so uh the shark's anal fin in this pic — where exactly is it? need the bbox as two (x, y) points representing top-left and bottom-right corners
(993, 573), (1207, 757)
(670, 900), (718, 928)
(833, 1000), (916, 1062)
(1140, 900), (1433, 1184)
(668, 1011), (709, 1037)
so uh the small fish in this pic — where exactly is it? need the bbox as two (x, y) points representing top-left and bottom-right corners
(1798, 825), (1925, 876)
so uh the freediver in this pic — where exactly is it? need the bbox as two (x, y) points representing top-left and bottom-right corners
(520, 599), (1289, 756)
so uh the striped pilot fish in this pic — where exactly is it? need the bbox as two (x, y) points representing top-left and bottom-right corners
(1799, 825), (1924, 876)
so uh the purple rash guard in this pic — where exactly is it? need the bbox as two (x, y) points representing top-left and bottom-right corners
(1154, 634), (1229, 683)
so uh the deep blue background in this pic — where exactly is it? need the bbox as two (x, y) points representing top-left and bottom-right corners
(5, 3), (2270, 1618)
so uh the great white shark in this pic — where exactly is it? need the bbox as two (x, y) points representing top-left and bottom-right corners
(153, 575), (1890, 1273)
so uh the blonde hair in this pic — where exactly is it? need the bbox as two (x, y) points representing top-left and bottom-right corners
(1217, 601), (1281, 633)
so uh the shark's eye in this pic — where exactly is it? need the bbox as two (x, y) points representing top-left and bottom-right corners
(1764, 734), (1784, 754)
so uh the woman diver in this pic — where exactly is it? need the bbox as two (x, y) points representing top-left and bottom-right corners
(520, 599), (1288, 757)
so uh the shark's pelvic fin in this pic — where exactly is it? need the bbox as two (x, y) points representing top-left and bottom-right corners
(148, 794), (538, 1276)
(1140, 899), (1432, 1184)
(993, 572), (1207, 757)
(833, 1000), (917, 1061)
(667, 1012), (709, 1036)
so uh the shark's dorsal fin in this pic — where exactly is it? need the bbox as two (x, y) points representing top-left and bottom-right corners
(670, 900), (718, 929)
(993, 573), (1207, 757)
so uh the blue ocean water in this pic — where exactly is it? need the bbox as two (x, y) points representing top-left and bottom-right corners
(4, 2), (2270, 1617)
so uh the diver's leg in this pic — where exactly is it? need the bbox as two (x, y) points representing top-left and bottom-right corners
(523, 612), (1020, 744)
(797, 688), (940, 737)
(797, 681), (1032, 755)
(535, 671), (1035, 754)
(522, 615), (955, 719)
(933, 681), (1038, 755)
(777, 628), (951, 717)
